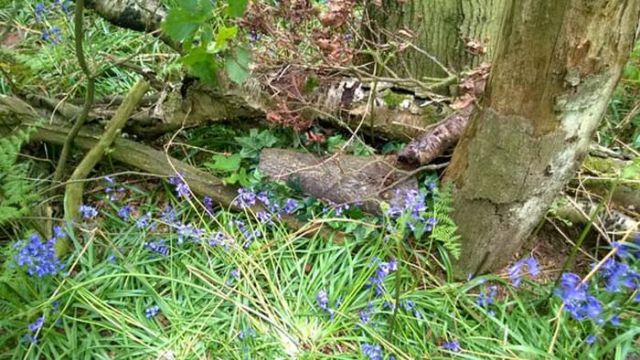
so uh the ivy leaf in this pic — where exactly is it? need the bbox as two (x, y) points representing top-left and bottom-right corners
(226, 0), (249, 18)
(225, 47), (251, 84)
(181, 47), (219, 84)
(206, 154), (242, 172)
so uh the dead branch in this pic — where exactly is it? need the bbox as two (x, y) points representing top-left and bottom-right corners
(64, 79), (150, 221)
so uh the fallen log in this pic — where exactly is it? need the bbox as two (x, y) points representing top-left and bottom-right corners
(258, 148), (419, 214)
(0, 95), (338, 241)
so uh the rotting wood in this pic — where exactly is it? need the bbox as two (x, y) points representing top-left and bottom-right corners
(259, 148), (418, 214)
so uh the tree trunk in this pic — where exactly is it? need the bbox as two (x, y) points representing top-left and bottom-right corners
(445, 0), (640, 277)
(368, 0), (505, 81)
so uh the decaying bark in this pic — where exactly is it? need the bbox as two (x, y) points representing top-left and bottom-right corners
(259, 148), (418, 214)
(445, 0), (640, 276)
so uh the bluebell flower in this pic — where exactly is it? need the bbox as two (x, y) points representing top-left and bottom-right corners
(14, 234), (64, 277)
(476, 285), (498, 308)
(135, 212), (152, 229)
(359, 302), (374, 324)
(282, 198), (299, 214)
(316, 289), (329, 310)
(508, 256), (540, 286)
(168, 175), (191, 199)
(145, 305), (160, 318)
(599, 259), (639, 293)
(586, 334), (597, 345)
(28, 316), (45, 332)
(208, 231), (232, 248)
(610, 314), (621, 326)
(369, 259), (397, 296)
(117, 204), (133, 219)
(176, 223), (203, 244)
(203, 196), (214, 211)
(256, 191), (270, 206)
(361, 343), (383, 360)
(235, 220), (261, 247)
(230, 268), (241, 279)
(79, 204), (98, 219)
(525, 256), (540, 277)
(35, 3), (47, 22)
(442, 340), (461, 352)
(508, 261), (524, 287)
(233, 188), (257, 208)
(145, 240), (169, 256)
(53, 225), (65, 239)
(256, 211), (273, 225)
(160, 205), (177, 225)
(334, 203), (350, 216)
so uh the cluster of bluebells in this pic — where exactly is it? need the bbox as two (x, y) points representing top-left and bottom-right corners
(507, 256), (540, 287)
(554, 237), (640, 332)
(34, 1), (72, 45)
(368, 258), (398, 296)
(316, 289), (336, 319)
(13, 228), (65, 277)
(24, 316), (45, 343)
(387, 186), (437, 234)
(361, 343), (383, 360)
(233, 188), (299, 217)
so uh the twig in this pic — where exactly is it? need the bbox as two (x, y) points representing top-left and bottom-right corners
(53, 0), (95, 183)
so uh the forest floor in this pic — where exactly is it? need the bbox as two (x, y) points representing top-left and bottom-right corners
(1, 2), (639, 359)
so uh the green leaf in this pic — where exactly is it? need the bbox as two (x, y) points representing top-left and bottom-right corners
(206, 154), (242, 172)
(215, 26), (238, 50)
(225, 47), (251, 84)
(181, 47), (219, 84)
(226, 0), (249, 18)
(162, 0), (213, 42)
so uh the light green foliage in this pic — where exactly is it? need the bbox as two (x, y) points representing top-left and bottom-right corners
(205, 153), (250, 186)
(162, 0), (251, 84)
(0, 128), (38, 224)
(429, 183), (462, 259)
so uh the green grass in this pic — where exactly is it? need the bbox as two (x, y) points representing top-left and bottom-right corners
(1, 178), (638, 359)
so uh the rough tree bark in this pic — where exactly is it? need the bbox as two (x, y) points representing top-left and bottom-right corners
(445, 0), (640, 276)
(368, 0), (505, 81)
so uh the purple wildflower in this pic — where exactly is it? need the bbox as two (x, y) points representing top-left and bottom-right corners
(361, 343), (383, 360)
(168, 175), (191, 199)
(476, 285), (498, 308)
(442, 340), (461, 352)
(118, 204), (133, 219)
(369, 259), (398, 296)
(35, 3), (46, 22)
(202, 196), (214, 211)
(316, 289), (329, 310)
(145, 240), (169, 256)
(28, 316), (45, 332)
(508, 261), (524, 287)
(230, 268), (240, 279)
(525, 256), (540, 277)
(176, 223), (203, 244)
(135, 212), (152, 229)
(256, 211), (273, 225)
(233, 188), (257, 208)
(283, 198), (299, 214)
(14, 234), (64, 277)
(585, 334), (597, 345)
(359, 302), (374, 324)
(145, 305), (160, 318)
(610, 315), (621, 326)
(79, 204), (98, 219)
